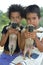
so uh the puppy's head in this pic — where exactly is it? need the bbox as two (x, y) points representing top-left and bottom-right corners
(26, 24), (34, 32)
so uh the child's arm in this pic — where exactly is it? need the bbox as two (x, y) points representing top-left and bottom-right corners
(18, 31), (21, 49)
(0, 31), (9, 46)
(35, 36), (43, 52)
(20, 32), (25, 51)
(0, 28), (18, 46)
(25, 31), (43, 52)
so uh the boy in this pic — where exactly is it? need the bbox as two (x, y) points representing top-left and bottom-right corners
(0, 4), (24, 65)
(20, 4), (43, 52)
(16, 4), (43, 65)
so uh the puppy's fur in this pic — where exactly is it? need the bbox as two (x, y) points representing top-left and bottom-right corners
(21, 25), (34, 59)
(8, 34), (17, 56)
(23, 37), (34, 59)
(6, 23), (20, 56)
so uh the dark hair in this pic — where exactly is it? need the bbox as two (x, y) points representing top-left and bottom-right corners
(7, 4), (24, 19)
(25, 4), (40, 18)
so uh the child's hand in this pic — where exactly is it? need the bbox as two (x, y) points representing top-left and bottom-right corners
(23, 31), (36, 40)
(8, 28), (18, 35)
(30, 31), (36, 40)
(24, 32), (30, 39)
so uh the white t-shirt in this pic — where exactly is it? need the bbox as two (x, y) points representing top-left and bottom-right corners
(36, 27), (43, 41)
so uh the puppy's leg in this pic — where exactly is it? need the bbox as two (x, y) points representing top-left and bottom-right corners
(10, 45), (14, 56)
(28, 48), (32, 58)
(9, 44), (13, 56)
(23, 48), (27, 59)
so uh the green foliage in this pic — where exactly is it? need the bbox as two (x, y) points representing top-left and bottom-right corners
(21, 19), (27, 26)
(0, 10), (10, 32)
(40, 7), (43, 17)
(39, 17), (43, 27)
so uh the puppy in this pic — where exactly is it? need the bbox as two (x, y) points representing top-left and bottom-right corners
(6, 22), (20, 56)
(23, 38), (34, 59)
(21, 25), (34, 59)
(8, 34), (17, 56)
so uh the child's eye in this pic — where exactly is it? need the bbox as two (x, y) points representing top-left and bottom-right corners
(33, 17), (36, 20)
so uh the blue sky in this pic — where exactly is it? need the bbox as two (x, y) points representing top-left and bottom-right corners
(0, 0), (43, 12)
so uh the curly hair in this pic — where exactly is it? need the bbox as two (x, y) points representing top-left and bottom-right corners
(7, 4), (24, 19)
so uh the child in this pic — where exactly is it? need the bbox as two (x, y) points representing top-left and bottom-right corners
(25, 4), (43, 52)
(20, 4), (43, 52)
(16, 4), (43, 65)
(0, 4), (24, 65)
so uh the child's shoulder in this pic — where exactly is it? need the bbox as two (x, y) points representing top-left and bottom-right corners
(3, 23), (10, 30)
(2, 24), (9, 34)
(37, 27), (43, 31)
(36, 27), (43, 41)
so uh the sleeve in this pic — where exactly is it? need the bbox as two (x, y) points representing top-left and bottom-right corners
(1, 26), (8, 34)
(36, 33), (43, 41)
(36, 27), (43, 41)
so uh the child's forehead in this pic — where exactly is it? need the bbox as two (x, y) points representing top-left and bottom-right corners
(11, 12), (21, 15)
(26, 12), (38, 17)
(26, 12), (37, 15)
(10, 12), (21, 17)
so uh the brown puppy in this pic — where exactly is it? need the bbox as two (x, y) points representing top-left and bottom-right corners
(21, 25), (34, 59)
(6, 22), (20, 56)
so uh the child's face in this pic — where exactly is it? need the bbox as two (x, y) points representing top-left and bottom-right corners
(26, 13), (40, 28)
(10, 12), (22, 24)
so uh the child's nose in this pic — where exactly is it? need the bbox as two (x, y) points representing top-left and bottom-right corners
(13, 18), (17, 22)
